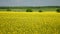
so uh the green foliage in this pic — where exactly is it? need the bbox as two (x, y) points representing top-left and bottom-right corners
(39, 10), (42, 12)
(56, 9), (60, 12)
(26, 9), (32, 12)
(7, 8), (11, 11)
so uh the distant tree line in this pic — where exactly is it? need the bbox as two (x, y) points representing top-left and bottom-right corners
(0, 6), (60, 12)
(0, 6), (60, 9)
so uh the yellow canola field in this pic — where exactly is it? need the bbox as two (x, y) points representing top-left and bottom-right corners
(0, 12), (60, 34)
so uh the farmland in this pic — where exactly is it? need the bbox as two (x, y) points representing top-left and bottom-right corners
(0, 12), (60, 34)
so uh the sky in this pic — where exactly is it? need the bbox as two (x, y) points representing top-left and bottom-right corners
(0, 0), (60, 6)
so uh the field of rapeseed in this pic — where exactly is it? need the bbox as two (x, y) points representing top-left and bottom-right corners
(0, 12), (60, 34)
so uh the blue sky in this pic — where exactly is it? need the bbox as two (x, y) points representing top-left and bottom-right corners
(0, 0), (60, 6)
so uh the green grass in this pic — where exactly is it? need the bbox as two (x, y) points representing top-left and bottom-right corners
(0, 12), (60, 34)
